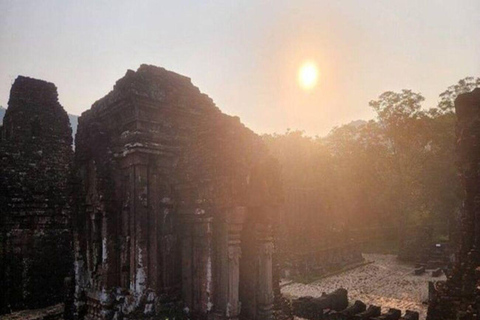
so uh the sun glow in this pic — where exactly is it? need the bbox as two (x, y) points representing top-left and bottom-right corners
(298, 61), (318, 90)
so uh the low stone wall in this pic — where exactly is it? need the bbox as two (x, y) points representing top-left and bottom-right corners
(282, 244), (364, 279)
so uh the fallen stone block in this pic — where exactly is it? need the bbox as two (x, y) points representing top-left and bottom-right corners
(353, 305), (381, 319)
(340, 300), (367, 315)
(292, 289), (348, 320)
(373, 308), (401, 320)
(431, 268), (442, 277)
(414, 266), (425, 275)
(328, 300), (367, 320)
(401, 310), (419, 320)
(292, 296), (323, 320)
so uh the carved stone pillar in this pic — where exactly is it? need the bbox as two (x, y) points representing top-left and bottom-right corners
(256, 223), (275, 320)
(214, 207), (246, 320)
(120, 153), (152, 296)
(159, 201), (178, 298)
(133, 163), (149, 295)
(180, 211), (213, 318)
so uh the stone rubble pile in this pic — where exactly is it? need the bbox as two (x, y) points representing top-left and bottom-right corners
(291, 288), (419, 320)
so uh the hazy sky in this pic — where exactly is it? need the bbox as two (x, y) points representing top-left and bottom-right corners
(1, 0), (479, 136)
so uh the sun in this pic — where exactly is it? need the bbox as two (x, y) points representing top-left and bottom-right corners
(298, 61), (318, 90)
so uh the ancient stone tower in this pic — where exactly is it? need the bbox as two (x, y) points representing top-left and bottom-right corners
(0, 76), (73, 312)
(426, 88), (480, 319)
(74, 65), (282, 320)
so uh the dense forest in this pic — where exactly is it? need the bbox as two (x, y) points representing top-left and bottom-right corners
(265, 77), (480, 259)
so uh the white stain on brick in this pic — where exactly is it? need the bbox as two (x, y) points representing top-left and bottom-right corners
(135, 247), (146, 295)
(102, 237), (107, 263)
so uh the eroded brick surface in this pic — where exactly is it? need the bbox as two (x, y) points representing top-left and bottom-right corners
(426, 88), (480, 319)
(0, 76), (73, 313)
(73, 65), (286, 320)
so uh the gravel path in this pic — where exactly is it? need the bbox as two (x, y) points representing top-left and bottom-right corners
(281, 254), (446, 320)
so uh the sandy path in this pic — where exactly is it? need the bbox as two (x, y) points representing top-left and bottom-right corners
(281, 254), (445, 320)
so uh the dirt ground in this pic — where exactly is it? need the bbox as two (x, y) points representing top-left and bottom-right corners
(281, 254), (446, 320)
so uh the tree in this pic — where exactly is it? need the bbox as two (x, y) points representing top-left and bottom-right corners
(368, 90), (441, 251)
(265, 79), (477, 261)
(438, 77), (480, 113)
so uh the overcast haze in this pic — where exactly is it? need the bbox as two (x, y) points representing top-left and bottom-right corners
(0, 0), (479, 136)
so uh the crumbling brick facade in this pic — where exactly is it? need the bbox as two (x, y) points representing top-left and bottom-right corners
(0, 76), (73, 313)
(73, 65), (284, 320)
(426, 88), (480, 319)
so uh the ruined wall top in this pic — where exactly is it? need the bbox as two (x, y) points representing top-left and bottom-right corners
(83, 64), (219, 121)
(76, 64), (281, 209)
(0, 76), (73, 311)
(455, 88), (480, 170)
(455, 87), (480, 122)
(426, 87), (480, 319)
(2, 76), (72, 145)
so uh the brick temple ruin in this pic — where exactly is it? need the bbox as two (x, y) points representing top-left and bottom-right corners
(426, 88), (480, 319)
(2, 65), (480, 320)
(0, 67), (288, 320)
(0, 77), (73, 312)
(73, 65), (285, 320)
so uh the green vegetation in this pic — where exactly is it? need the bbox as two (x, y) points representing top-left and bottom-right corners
(265, 77), (479, 253)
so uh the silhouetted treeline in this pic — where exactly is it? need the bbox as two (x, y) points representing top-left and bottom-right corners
(265, 77), (480, 257)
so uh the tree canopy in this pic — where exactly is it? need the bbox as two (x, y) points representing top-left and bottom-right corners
(265, 77), (478, 256)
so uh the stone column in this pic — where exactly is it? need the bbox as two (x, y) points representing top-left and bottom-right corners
(133, 163), (149, 295)
(120, 153), (151, 296)
(180, 211), (213, 318)
(159, 213), (178, 297)
(180, 214), (194, 308)
(256, 223), (275, 320)
(194, 215), (214, 316)
(214, 207), (246, 320)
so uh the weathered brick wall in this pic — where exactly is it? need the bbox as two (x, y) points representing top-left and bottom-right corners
(426, 88), (480, 319)
(74, 65), (285, 320)
(0, 76), (73, 313)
